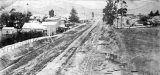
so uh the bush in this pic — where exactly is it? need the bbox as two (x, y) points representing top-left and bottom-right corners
(0, 31), (43, 48)
(140, 16), (148, 22)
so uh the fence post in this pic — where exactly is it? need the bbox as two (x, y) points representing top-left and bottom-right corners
(2, 48), (5, 54)
(7, 46), (9, 53)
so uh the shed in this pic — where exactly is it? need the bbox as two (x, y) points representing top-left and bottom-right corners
(2, 27), (16, 34)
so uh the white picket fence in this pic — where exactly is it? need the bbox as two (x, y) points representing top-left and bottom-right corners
(0, 23), (85, 57)
(0, 34), (63, 57)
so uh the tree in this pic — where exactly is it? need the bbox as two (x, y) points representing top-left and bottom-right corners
(149, 11), (154, 17)
(49, 9), (54, 17)
(0, 13), (10, 26)
(140, 16), (148, 21)
(69, 8), (79, 23)
(154, 10), (159, 16)
(0, 9), (32, 29)
(117, 8), (127, 16)
(92, 12), (94, 17)
(10, 8), (16, 13)
(103, 0), (117, 25)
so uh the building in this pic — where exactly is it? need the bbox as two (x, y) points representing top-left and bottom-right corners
(2, 27), (17, 35)
(22, 23), (47, 32)
(45, 17), (60, 23)
(79, 17), (88, 23)
(41, 22), (59, 36)
(114, 16), (132, 28)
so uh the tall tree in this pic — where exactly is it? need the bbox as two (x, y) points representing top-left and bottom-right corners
(103, 0), (117, 25)
(49, 9), (54, 17)
(69, 8), (79, 23)
(10, 8), (16, 13)
(149, 11), (154, 17)
(154, 10), (159, 16)
(92, 12), (94, 17)
(0, 13), (10, 26)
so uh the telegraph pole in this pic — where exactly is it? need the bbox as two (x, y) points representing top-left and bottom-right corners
(121, 0), (123, 29)
(116, 0), (119, 29)
(27, 3), (28, 13)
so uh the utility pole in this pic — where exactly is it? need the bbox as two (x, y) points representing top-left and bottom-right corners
(116, 0), (119, 29)
(121, 0), (123, 29)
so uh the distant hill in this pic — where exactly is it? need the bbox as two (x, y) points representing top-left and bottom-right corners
(4, 0), (160, 17)
(3, 0), (102, 18)
(127, 1), (160, 15)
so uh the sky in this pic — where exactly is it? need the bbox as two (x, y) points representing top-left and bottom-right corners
(61, 0), (106, 9)
(1, 0), (160, 15)
(1, 0), (159, 10)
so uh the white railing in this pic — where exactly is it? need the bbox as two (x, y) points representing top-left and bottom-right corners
(0, 34), (62, 57)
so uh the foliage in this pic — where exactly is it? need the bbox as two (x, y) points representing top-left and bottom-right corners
(154, 10), (160, 16)
(149, 11), (154, 17)
(0, 31), (43, 48)
(117, 0), (127, 16)
(103, 0), (117, 25)
(149, 10), (160, 17)
(117, 8), (127, 16)
(10, 8), (16, 13)
(69, 8), (79, 23)
(140, 16), (148, 22)
(0, 13), (10, 26)
(0, 8), (32, 29)
(92, 12), (94, 17)
(49, 9), (54, 17)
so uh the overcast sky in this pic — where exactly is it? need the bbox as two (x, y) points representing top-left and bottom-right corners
(61, 0), (106, 9)
(1, 0), (160, 10)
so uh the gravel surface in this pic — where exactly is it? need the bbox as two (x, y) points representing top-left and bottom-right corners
(0, 24), (91, 75)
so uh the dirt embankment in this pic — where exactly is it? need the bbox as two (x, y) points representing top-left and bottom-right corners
(116, 28), (160, 75)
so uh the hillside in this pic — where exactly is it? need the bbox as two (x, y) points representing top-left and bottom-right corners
(3, 0), (102, 18)
(127, 1), (160, 15)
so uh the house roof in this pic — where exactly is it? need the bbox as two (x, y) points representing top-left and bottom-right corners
(41, 22), (57, 26)
(79, 17), (87, 20)
(59, 24), (67, 28)
(2, 27), (15, 30)
(60, 17), (66, 21)
(22, 23), (47, 29)
(46, 17), (59, 21)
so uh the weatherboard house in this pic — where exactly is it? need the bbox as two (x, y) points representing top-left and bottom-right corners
(41, 22), (59, 36)
(41, 17), (61, 36)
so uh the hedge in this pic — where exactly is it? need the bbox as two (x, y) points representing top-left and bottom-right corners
(0, 31), (43, 48)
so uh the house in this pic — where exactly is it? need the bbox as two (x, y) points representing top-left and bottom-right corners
(152, 16), (160, 25)
(2, 27), (17, 35)
(22, 23), (47, 32)
(30, 15), (43, 21)
(45, 17), (60, 22)
(41, 22), (59, 36)
(114, 16), (132, 28)
(126, 14), (136, 19)
(79, 17), (88, 23)
(59, 17), (67, 29)
(60, 17), (67, 25)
